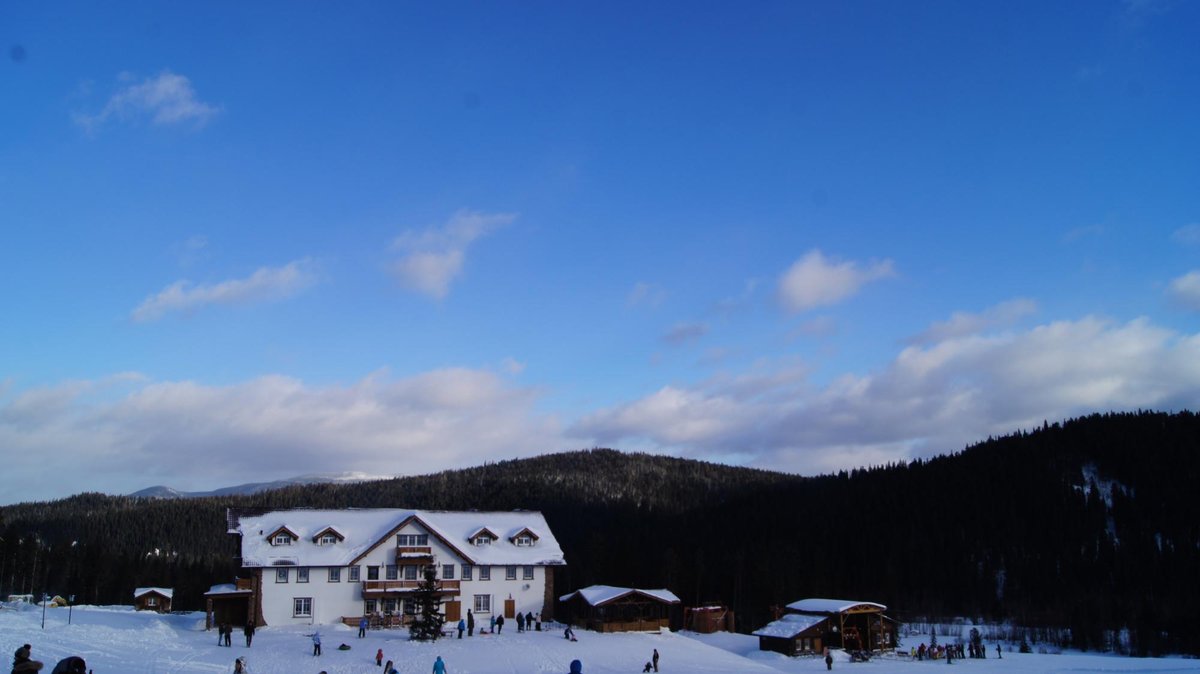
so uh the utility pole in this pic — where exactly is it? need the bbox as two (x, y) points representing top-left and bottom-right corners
(41, 593), (48, 629)
(68, 595), (75, 625)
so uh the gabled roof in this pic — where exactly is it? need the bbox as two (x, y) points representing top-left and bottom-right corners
(559, 585), (680, 607)
(133, 587), (174, 600)
(468, 527), (499, 542)
(786, 598), (887, 614)
(752, 613), (826, 639)
(265, 526), (299, 542)
(508, 527), (540, 543)
(230, 508), (566, 568)
(311, 526), (345, 543)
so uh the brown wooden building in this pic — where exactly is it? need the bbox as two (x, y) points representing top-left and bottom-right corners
(558, 585), (682, 633)
(133, 587), (173, 613)
(755, 598), (897, 656)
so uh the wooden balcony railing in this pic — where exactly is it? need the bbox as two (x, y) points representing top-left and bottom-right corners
(362, 579), (460, 595)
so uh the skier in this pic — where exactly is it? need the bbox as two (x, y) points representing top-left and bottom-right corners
(432, 655), (447, 674)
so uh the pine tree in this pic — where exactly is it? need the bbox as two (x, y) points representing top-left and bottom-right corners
(408, 566), (445, 641)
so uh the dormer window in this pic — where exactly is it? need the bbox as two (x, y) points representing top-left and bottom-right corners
(311, 527), (344, 546)
(509, 528), (540, 547)
(515, 535), (532, 547)
(469, 527), (498, 547)
(267, 526), (299, 546)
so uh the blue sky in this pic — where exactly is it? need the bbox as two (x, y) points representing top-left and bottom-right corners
(2, 1), (1198, 504)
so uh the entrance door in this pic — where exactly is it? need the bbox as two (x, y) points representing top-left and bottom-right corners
(444, 601), (461, 622)
(504, 599), (516, 619)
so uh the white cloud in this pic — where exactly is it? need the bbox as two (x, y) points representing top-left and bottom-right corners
(390, 210), (515, 300)
(573, 315), (1200, 475)
(662, 322), (709, 346)
(0, 368), (563, 504)
(132, 259), (317, 322)
(627, 282), (667, 308)
(777, 250), (894, 313)
(908, 298), (1038, 345)
(1171, 224), (1200, 245)
(1168, 270), (1200, 310)
(75, 71), (220, 132)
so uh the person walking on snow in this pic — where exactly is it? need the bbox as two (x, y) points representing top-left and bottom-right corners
(652, 648), (659, 672)
(375, 648), (383, 667)
(224, 624), (232, 647)
(467, 610), (475, 637)
(516, 612), (525, 632)
(432, 655), (447, 674)
(457, 618), (465, 639)
(824, 647), (833, 671)
(244, 623), (255, 647)
(311, 631), (322, 656)
(359, 616), (369, 638)
(496, 614), (505, 634)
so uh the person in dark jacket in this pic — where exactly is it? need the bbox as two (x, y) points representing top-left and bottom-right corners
(49, 657), (85, 674)
(516, 612), (525, 632)
(568, 659), (582, 674)
(224, 623), (232, 647)
(12, 645), (43, 674)
(244, 623), (255, 647)
(467, 610), (475, 637)
(825, 649), (834, 670)
(652, 648), (659, 672)
(496, 614), (504, 634)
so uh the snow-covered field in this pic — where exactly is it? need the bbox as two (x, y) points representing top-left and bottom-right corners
(2, 604), (1198, 674)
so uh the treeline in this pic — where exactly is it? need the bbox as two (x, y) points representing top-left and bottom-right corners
(2, 410), (1198, 655)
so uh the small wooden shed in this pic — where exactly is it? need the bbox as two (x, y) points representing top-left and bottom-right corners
(756, 598), (898, 656)
(133, 587), (173, 613)
(558, 585), (682, 633)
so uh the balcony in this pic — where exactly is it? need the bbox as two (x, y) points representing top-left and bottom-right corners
(361, 579), (461, 597)
(395, 546), (434, 563)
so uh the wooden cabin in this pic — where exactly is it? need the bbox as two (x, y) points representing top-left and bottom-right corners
(755, 598), (897, 656)
(133, 587), (173, 613)
(684, 604), (735, 633)
(558, 585), (681, 633)
(205, 580), (256, 629)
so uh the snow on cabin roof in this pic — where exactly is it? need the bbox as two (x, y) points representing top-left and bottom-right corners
(205, 584), (252, 596)
(230, 508), (565, 568)
(133, 587), (173, 599)
(752, 613), (827, 639)
(786, 598), (887, 614)
(559, 585), (681, 606)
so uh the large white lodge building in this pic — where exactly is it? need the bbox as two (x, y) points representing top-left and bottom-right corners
(223, 508), (565, 627)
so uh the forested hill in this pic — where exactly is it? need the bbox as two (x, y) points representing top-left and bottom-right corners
(3, 411), (1199, 655)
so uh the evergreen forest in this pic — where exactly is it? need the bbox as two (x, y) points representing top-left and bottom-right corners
(2, 410), (1198, 655)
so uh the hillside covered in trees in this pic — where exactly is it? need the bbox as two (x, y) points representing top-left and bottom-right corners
(2, 411), (1198, 655)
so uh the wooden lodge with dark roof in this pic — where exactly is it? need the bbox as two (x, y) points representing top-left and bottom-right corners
(754, 598), (898, 656)
(558, 585), (682, 633)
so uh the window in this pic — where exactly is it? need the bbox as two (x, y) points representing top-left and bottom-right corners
(146, 596), (157, 606)
(273, 533), (292, 546)
(473, 594), (491, 613)
(523, 566), (534, 580)
(505, 565), (517, 580)
(294, 597), (312, 617)
(367, 566), (379, 581)
(386, 565), (398, 581)
(479, 566), (491, 581)
(442, 564), (455, 580)
(402, 599), (416, 615)
(364, 599), (377, 614)
(473, 535), (492, 546)
(297, 568), (309, 583)
(348, 566), (360, 582)
(515, 535), (532, 547)
(462, 564), (473, 580)
(319, 533), (338, 545)
(397, 534), (428, 546)
(276, 568), (289, 583)
(328, 568), (341, 583)
(382, 598), (397, 614)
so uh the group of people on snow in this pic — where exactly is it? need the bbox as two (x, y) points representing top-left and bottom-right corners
(11, 644), (87, 674)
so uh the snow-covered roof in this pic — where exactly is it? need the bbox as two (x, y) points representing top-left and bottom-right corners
(786, 598), (887, 614)
(133, 587), (173, 599)
(752, 613), (827, 639)
(559, 585), (680, 606)
(205, 584), (252, 597)
(230, 508), (566, 568)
